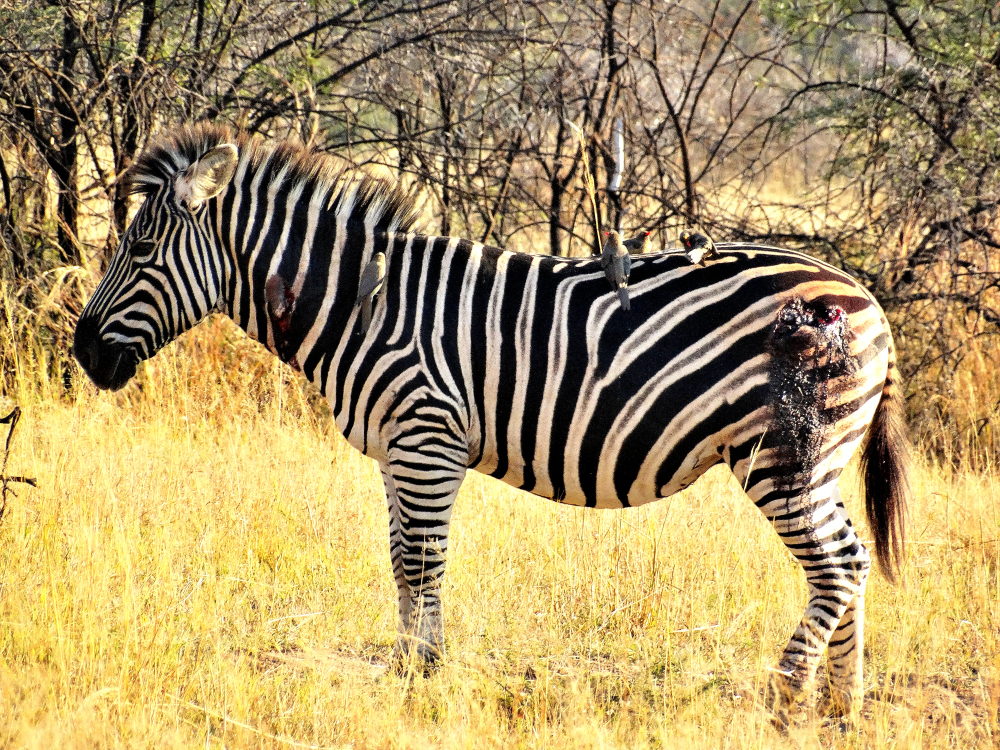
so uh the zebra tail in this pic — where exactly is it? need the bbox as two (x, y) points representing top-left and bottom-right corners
(859, 349), (910, 583)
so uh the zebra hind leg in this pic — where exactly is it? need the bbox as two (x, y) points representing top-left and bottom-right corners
(384, 441), (466, 670)
(821, 485), (869, 722)
(738, 466), (870, 726)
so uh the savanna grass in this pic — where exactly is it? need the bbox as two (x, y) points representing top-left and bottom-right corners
(0, 310), (997, 748)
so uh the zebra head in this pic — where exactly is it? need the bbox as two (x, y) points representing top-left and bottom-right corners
(74, 132), (239, 391)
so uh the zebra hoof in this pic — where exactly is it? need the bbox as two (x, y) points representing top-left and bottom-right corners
(817, 686), (863, 727)
(389, 635), (443, 677)
(414, 633), (444, 670)
(765, 670), (809, 730)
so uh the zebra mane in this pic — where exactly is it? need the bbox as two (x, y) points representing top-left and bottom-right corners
(126, 122), (419, 233)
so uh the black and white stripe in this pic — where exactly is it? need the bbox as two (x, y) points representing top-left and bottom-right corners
(75, 124), (908, 722)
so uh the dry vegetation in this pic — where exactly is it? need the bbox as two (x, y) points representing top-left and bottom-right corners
(0, 315), (997, 749)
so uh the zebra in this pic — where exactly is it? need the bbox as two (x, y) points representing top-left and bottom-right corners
(74, 123), (908, 724)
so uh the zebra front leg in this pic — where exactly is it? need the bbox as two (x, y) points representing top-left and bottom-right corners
(380, 466), (413, 662)
(386, 444), (466, 667)
(754, 484), (871, 725)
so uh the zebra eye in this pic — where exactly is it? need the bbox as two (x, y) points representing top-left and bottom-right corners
(132, 239), (156, 260)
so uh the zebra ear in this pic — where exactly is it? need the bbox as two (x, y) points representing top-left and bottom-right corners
(175, 144), (238, 211)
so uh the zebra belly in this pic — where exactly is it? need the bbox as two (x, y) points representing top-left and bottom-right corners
(473, 376), (760, 511)
(473, 432), (731, 510)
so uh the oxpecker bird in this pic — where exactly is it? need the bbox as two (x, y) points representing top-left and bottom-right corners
(623, 230), (653, 254)
(680, 230), (719, 265)
(601, 230), (631, 311)
(356, 252), (386, 333)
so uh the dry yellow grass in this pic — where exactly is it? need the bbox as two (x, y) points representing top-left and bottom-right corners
(0, 317), (997, 749)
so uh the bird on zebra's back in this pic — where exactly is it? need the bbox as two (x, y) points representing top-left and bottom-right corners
(680, 229), (719, 265)
(622, 229), (652, 254)
(601, 229), (631, 311)
(73, 122), (909, 728)
(356, 252), (386, 334)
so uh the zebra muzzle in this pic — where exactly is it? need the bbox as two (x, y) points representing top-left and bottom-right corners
(73, 318), (139, 391)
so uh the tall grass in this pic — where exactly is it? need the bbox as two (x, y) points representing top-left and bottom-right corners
(0, 283), (997, 748)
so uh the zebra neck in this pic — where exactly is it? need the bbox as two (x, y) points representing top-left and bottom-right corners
(219, 174), (387, 391)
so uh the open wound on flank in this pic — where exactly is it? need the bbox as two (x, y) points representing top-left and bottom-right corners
(766, 297), (855, 487)
(771, 297), (847, 358)
(265, 274), (300, 370)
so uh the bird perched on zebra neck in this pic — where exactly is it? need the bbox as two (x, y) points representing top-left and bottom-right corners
(356, 252), (386, 333)
(622, 230), (653, 254)
(680, 230), (719, 266)
(601, 230), (631, 311)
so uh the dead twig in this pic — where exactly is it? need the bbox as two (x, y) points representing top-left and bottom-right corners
(1, 407), (37, 521)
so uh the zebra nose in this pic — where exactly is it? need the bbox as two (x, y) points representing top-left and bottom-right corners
(73, 318), (101, 374)
(79, 338), (99, 372)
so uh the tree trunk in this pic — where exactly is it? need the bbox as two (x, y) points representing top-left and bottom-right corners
(52, 10), (81, 266)
(549, 178), (563, 256)
(112, 0), (157, 263)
